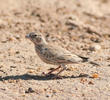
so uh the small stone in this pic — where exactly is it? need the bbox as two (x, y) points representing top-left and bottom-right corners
(46, 94), (51, 97)
(7, 37), (13, 41)
(46, 95), (49, 97)
(89, 44), (101, 51)
(25, 87), (35, 93)
(82, 93), (85, 96)
(27, 70), (35, 73)
(88, 81), (94, 85)
(15, 35), (20, 40)
(52, 89), (57, 94)
(92, 73), (99, 78)
(108, 64), (110, 66)
(8, 79), (16, 83)
(90, 37), (102, 43)
(0, 65), (4, 68)
(15, 51), (20, 54)
(80, 78), (87, 84)
(10, 66), (16, 68)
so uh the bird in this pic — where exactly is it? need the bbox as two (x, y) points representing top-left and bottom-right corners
(25, 32), (89, 77)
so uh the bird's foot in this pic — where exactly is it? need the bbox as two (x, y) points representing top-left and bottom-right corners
(42, 72), (55, 77)
(42, 72), (63, 79)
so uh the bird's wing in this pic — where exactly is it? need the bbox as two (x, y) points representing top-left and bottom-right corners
(46, 45), (83, 63)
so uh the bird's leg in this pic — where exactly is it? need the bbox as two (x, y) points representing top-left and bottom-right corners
(52, 65), (66, 79)
(46, 65), (61, 75)
(56, 64), (66, 76)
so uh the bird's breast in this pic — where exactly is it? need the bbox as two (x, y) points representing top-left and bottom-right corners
(35, 45), (58, 65)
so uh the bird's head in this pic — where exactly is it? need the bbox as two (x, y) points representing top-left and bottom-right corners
(25, 32), (47, 45)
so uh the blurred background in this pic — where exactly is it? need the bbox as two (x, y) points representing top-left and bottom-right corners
(0, 0), (110, 100)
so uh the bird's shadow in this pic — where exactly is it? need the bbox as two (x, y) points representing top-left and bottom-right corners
(0, 73), (91, 81)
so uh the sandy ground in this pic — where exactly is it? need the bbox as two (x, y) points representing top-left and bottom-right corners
(0, 0), (110, 100)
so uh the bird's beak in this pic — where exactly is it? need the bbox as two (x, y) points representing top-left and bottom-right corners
(25, 34), (30, 38)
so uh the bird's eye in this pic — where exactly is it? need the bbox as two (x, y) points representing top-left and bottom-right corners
(31, 34), (37, 38)
(34, 34), (37, 37)
(34, 34), (37, 36)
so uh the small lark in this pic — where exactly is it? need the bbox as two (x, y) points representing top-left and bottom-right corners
(26, 32), (89, 77)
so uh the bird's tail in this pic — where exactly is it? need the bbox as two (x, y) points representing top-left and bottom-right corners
(78, 55), (100, 66)
(88, 61), (100, 66)
(78, 55), (89, 62)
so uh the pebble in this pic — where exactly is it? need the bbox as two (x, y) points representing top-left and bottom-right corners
(46, 94), (51, 98)
(14, 35), (20, 40)
(88, 81), (94, 85)
(25, 87), (35, 93)
(89, 44), (101, 51)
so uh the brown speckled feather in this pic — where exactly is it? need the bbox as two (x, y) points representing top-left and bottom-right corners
(35, 44), (83, 65)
